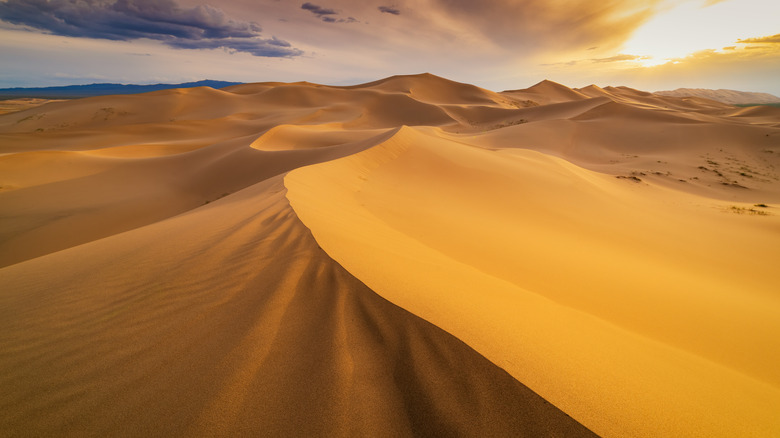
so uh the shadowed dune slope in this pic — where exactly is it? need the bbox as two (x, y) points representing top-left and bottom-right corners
(0, 177), (595, 437)
(2, 73), (780, 437)
(0, 127), (395, 268)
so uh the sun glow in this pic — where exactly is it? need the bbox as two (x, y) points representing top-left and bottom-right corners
(634, 56), (673, 68)
(624, 0), (780, 67)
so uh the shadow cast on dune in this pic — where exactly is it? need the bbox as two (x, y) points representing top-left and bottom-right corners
(0, 178), (594, 436)
(1, 73), (779, 437)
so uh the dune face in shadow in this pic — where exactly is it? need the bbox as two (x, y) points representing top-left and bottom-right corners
(0, 179), (594, 436)
(1, 73), (779, 437)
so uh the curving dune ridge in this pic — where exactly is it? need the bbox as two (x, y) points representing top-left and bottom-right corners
(1, 74), (779, 437)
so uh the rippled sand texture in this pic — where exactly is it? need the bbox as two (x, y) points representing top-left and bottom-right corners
(2, 74), (779, 437)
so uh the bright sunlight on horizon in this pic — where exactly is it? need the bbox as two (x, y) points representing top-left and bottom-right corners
(624, 0), (780, 67)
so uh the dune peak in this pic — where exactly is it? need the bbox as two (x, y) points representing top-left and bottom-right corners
(2, 73), (779, 438)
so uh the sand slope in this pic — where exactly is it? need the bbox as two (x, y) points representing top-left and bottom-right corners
(656, 88), (780, 105)
(504, 79), (589, 105)
(0, 177), (594, 437)
(286, 126), (780, 437)
(2, 73), (779, 437)
(0, 98), (63, 115)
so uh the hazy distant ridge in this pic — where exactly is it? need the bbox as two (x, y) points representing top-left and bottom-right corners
(0, 80), (242, 99)
(655, 88), (780, 105)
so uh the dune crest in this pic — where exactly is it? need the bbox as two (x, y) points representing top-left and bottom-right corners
(0, 177), (597, 437)
(284, 96), (780, 436)
(503, 79), (589, 105)
(285, 126), (780, 438)
(2, 74), (779, 437)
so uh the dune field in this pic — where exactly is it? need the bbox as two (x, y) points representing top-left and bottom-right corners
(1, 73), (779, 437)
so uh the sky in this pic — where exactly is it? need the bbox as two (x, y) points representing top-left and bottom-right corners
(0, 0), (778, 94)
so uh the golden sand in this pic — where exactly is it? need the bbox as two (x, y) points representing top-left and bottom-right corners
(2, 74), (779, 436)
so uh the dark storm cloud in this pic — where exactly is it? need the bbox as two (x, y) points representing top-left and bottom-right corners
(378, 6), (400, 15)
(0, 0), (302, 57)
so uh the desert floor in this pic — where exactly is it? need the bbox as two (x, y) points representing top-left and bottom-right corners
(1, 74), (779, 437)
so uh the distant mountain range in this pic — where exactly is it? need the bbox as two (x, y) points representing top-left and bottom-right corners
(0, 80), (242, 99)
(655, 88), (780, 105)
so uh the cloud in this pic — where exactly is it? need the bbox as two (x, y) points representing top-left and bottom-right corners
(169, 36), (302, 57)
(590, 54), (648, 63)
(300, 2), (358, 23)
(628, 46), (780, 94)
(425, 0), (664, 52)
(539, 60), (579, 67)
(531, 43), (780, 97)
(541, 53), (647, 66)
(737, 34), (780, 44)
(301, 2), (337, 18)
(378, 6), (401, 15)
(0, 0), (302, 57)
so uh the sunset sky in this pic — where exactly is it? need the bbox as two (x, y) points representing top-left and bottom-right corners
(1, 0), (778, 94)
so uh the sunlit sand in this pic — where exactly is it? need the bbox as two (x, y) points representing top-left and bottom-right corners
(1, 74), (779, 437)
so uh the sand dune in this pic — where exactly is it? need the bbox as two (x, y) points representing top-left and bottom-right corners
(504, 79), (589, 105)
(1, 73), (779, 437)
(0, 98), (63, 115)
(656, 87), (780, 105)
(0, 177), (594, 437)
(286, 125), (780, 438)
(0, 127), (389, 268)
(341, 73), (518, 107)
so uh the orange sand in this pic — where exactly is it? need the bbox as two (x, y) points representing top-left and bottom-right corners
(2, 74), (779, 437)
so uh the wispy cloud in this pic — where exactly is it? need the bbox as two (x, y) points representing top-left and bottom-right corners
(542, 53), (648, 66)
(300, 2), (358, 23)
(301, 2), (337, 18)
(591, 54), (649, 63)
(378, 6), (401, 15)
(702, 0), (729, 6)
(620, 45), (780, 94)
(425, 0), (664, 51)
(169, 35), (301, 57)
(0, 0), (302, 57)
(737, 34), (780, 44)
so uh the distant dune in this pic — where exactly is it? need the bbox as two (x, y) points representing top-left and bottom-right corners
(0, 98), (63, 115)
(1, 73), (779, 438)
(0, 79), (241, 100)
(656, 87), (780, 104)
